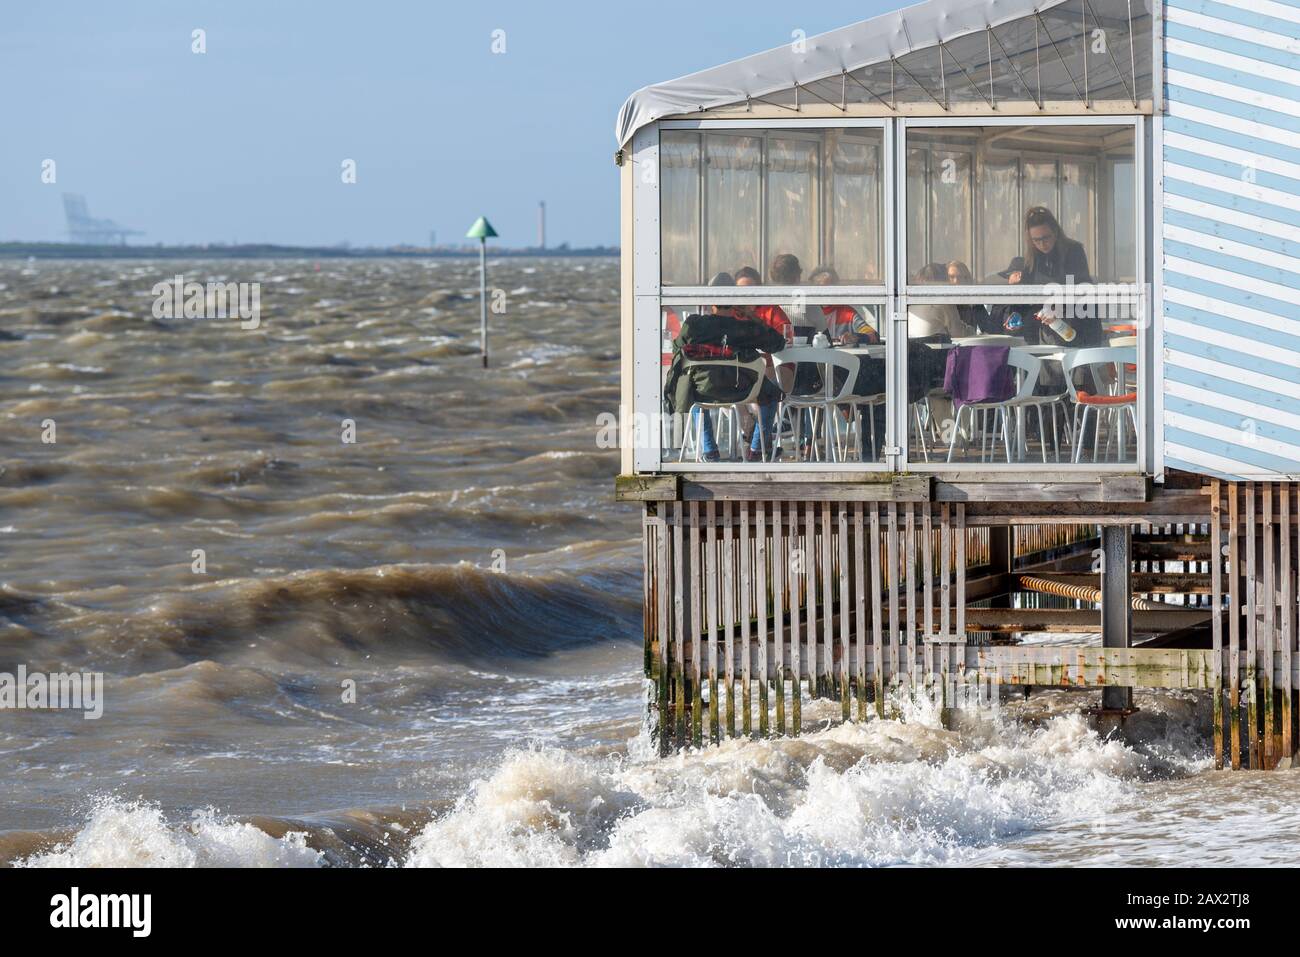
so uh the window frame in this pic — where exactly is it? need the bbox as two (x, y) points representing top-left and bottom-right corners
(657, 118), (893, 300)
(635, 114), (1148, 475)
(899, 115), (1145, 302)
(655, 293), (895, 473)
(896, 115), (1146, 474)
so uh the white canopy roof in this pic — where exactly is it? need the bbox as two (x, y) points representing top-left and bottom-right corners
(616, 0), (1079, 146)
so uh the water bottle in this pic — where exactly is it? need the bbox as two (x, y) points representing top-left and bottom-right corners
(1038, 309), (1077, 343)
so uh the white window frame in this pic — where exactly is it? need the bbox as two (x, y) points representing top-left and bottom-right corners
(898, 115), (1145, 302)
(634, 114), (1149, 475)
(646, 118), (896, 472)
(895, 114), (1147, 475)
(656, 118), (893, 302)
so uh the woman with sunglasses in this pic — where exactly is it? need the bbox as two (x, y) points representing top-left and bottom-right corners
(1002, 205), (1101, 349)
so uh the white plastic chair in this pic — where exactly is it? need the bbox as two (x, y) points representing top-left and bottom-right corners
(945, 348), (1044, 463)
(771, 347), (862, 462)
(1013, 354), (1074, 463)
(1061, 346), (1138, 464)
(677, 356), (770, 462)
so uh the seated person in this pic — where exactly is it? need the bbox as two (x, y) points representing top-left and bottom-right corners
(663, 272), (784, 462)
(946, 260), (996, 335)
(734, 265), (792, 340)
(909, 263), (974, 338)
(810, 265), (879, 342)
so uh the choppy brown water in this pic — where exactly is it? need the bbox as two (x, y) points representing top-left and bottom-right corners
(3, 258), (1296, 868)
(0, 257), (646, 861)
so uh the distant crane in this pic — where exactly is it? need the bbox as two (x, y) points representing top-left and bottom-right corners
(62, 194), (143, 245)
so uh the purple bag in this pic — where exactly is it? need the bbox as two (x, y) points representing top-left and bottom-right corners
(943, 346), (1016, 409)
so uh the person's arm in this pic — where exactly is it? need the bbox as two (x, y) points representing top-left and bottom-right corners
(945, 304), (973, 338)
(771, 305), (792, 341)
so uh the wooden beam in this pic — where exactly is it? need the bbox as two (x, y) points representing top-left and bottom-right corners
(681, 475), (930, 502)
(934, 475), (1148, 503)
(1133, 540), (1212, 562)
(701, 640), (1216, 689)
(615, 473), (679, 502)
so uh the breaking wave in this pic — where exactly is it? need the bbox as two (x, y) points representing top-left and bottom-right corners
(15, 798), (323, 868)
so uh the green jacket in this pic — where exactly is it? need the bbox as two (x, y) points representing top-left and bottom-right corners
(664, 314), (785, 413)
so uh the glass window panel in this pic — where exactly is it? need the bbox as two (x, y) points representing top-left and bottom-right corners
(908, 139), (974, 281)
(660, 132), (701, 286)
(906, 149), (928, 279)
(907, 333), (1139, 465)
(908, 125), (1135, 285)
(765, 136), (820, 282)
(659, 303), (889, 465)
(928, 150), (972, 274)
(824, 130), (883, 284)
(661, 127), (886, 288)
(1022, 159), (1057, 214)
(1110, 159), (1136, 282)
(980, 154), (1020, 281)
(704, 134), (761, 281)
(1060, 160), (1095, 268)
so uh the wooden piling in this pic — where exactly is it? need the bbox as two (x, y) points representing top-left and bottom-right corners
(870, 505), (884, 717)
(789, 503), (802, 735)
(887, 503), (901, 708)
(821, 502), (835, 700)
(689, 502), (702, 747)
(740, 500), (752, 738)
(837, 503), (851, 721)
(1264, 484), (1275, 767)
(1246, 483), (1258, 768)
(772, 500), (786, 737)
(852, 504), (866, 720)
(1283, 485), (1295, 766)
(673, 501), (686, 749)
(1229, 485), (1242, 768)
(705, 501), (719, 745)
(756, 501), (769, 738)
(1210, 480), (1223, 768)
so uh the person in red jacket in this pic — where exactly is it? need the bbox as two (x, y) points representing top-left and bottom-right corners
(734, 266), (792, 341)
(809, 266), (879, 342)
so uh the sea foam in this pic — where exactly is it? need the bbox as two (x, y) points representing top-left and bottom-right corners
(403, 704), (1177, 868)
(18, 798), (323, 868)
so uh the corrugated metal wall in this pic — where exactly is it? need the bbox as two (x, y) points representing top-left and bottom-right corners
(1160, 0), (1300, 481)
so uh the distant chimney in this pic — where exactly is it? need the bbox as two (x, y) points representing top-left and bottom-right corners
(538, 201), (546, 250)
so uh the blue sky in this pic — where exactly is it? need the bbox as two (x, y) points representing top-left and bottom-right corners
(2, 0), (900, 248)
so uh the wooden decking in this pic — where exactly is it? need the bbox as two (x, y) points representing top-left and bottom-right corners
(635, 477), (1299, 769)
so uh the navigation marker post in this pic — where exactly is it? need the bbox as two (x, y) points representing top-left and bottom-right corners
(466, 216), (499, 368)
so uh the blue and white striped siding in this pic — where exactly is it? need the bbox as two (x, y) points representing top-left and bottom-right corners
(1161, 0), (1300, 481)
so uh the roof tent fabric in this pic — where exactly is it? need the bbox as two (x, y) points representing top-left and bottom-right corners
(616, 0), (1077, 145)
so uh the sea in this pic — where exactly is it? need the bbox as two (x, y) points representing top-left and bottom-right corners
(1, 256), (1295, 868)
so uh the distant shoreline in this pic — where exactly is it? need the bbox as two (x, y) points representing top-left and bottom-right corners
(0, 242), (619, 261)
